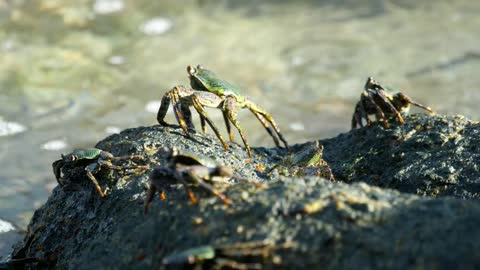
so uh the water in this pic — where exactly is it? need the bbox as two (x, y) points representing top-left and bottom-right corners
(1, 0), (479, 236)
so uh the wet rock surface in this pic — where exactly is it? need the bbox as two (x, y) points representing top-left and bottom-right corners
(10, 115), (480, 269)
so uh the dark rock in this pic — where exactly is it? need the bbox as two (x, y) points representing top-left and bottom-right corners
(322, 114), (480, 199)
(10, 116), (480, 269)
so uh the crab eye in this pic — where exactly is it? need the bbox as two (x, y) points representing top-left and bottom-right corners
(197, 64), (204, 70)
(187, 65), (196, 75)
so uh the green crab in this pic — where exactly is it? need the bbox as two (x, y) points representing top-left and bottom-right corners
(268, 141), (335, 181)
(162, 240), (295, 269)
(157, 65), (289, 158)
(144, 148), (233, 213)
(53, 148), (146, 197)
(352, 77), (434, 129)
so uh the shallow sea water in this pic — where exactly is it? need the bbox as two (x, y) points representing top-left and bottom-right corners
(1, 0), (479, 235)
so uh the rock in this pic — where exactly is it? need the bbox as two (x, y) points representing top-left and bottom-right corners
(10, 115), (480, 269)
(322, 114), (480, 199)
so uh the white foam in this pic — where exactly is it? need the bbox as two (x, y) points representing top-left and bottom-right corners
(289, 122), (305, 131)
(0, 219), (15, 233)
(145, 100), (162, 113)
(0, 120), (27, 136)
(93, 0), (124, 14)
(140, 17), (173, 36)
(108, 55), (125, 65)
(105, 126), (121, 134)
(41, 139), (68, 151)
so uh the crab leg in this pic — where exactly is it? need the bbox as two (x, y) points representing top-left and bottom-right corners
(157, 86), (192, 136)
(108, 154), (144, 162)
(245, 99), (289, 151)
(98, 159), (122, 170)
(223, 111), (235, 142)
(351, 103), (363, 129)
(178, 178), (198, 204)
(394, 92), (434, 114)
(249, 110), (280, 148)
(191, 94), (229, 151)
(52, 160), (64, 184)
(215, 258), (262, 270)
(365, 91), (391, 128)
(186, 170), (232, 205)
(200, 114), (207, 134)
(85, 163), (105, 197)
(157, 91), (172, 126)
(144, 184), (157, 214)
(374, 90), (405, 124)
(409, 101), (434, 113)
(361, 96), (372, 126)
(351, 92), (371, 129)
(144, 168), (170, 214)
(170, 89), (191, 135)
(224, 96), (252, 158)
(180, 103), (196, 131)
(143, 186), (166, 214)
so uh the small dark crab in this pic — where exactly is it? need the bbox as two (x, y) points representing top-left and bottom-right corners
(157, 65), (289, 158)
(352, 77), (434, 129)
(144, 148), (233, 213)
(53, 148), (146, 197)
(267, 141), (335, 181)
(162, 240), (296, 269)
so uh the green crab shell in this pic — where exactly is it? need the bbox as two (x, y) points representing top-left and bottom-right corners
(188, 65), (246, 103)
(162, 245), (215, 265)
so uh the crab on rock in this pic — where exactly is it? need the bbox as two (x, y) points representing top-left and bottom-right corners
(157, 65), (289, 158)
(52, 148), (145, 197)
(352, 77), (434, 129)
(144, 148), (234, 213)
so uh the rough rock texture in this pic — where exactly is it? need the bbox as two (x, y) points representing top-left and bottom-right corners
(10, 115), (480, 269)
(321, 114), (480, 199)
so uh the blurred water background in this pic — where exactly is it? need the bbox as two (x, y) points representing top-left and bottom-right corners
(0, 0), (479, 237)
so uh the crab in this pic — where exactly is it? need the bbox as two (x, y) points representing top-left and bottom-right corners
(157, 65), (289, 158)
(162, 240), (296, 269)
(267, 141), (335, 181)
(144, 148), (234, 213)
(52, 148), (146, 197)
(351, 77), (434, 129)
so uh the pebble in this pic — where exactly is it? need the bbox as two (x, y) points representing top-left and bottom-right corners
(140, 17), (173, 36)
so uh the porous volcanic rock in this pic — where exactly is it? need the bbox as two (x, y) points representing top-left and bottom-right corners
(10, 115), (480, 269)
